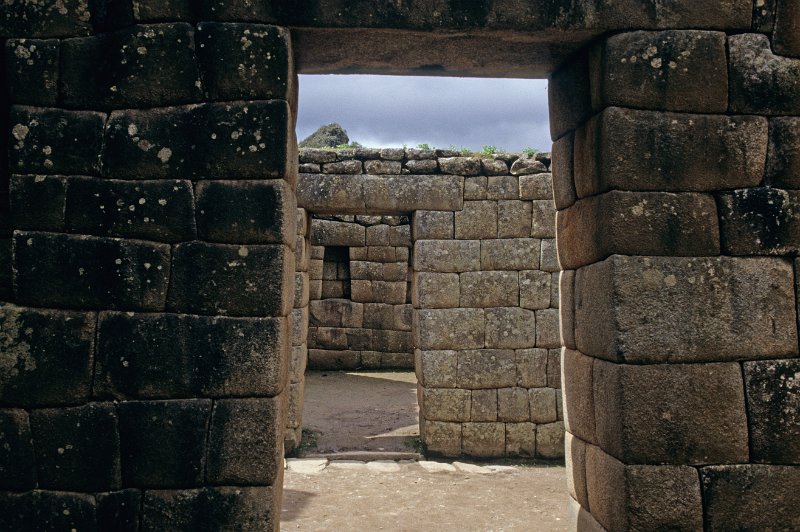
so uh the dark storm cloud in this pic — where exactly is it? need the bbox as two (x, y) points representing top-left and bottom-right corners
(297, 75), (551, 152)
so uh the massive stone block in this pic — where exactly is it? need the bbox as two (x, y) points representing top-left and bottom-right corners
(575, 255), (797, 363)
(412, 210), (454, 240)
(103, 101), (291, 180)
(413, 240), (480, 273)
(414, 308), (484, 350)
(718, 187), (800, 255)
(774, 0), (800, 57)
(168, 242), (292, 317)
(30, 403), (121, 491)
(590, 30), (728, 113)
(196, 23), (292, 101)
(744, 359), (800, 463)
(561, 349), (595, 444)
(14, 232), (171, 311)
(65, 177), (197, 243)
(0, 0), (92, 38)
(480, 238), (540, 270)
(365, 224), (410, 246)
(586, 445), (703, 531)
(498, 199), (532, 238)
(457, 349), (516, 389)
(416, 349), (458, 388)
(0, 491), (98, 532)
(95, 312), (288, 399)
(701, 465), (800, 531)
(195, 180), (294, 244)
(60, 23), (203, 109)
(0, 304), (95, 406)
(484, 307), (535, 349)
(548, 49), (591, 140)
(462, 422), (505, 457)
(519, 270), (550, 310)
(96, 490), (141, 532)
(9, 106), (105, 175)
(455, 201), (497, 239)
(515, 348), (548, 388)
(459, 271), (518, 308)
(310, 219), (364, 247)
(557, 190), (720, 268)
(0, 409), (36, 490)
(118, 399), (212, 488)
(362, 174), (463, 213)
(551, 132), (576, 210)
(574, 107), (767, 196)
(141, 486), (278, 531)
(767, 117), (800, 189)
(593, 360), (748, 464)
(206, 397), (283, 485)
(421, 388), (471, 422)
(5, 38), (59, 106)
(729, 33), (800, 115)
(9, 175), (62, 231)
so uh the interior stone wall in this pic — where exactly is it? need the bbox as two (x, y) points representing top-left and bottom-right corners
(295, 148), (563, 459)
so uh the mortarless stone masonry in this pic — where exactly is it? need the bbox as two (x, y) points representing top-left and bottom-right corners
(2, 1), (800, 530)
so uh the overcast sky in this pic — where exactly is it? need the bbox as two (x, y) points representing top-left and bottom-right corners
(297, 75), (551, 153)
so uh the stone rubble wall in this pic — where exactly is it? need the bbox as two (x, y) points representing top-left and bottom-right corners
(295, 147), (564, 459)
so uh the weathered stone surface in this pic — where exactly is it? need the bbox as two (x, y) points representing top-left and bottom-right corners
(168, 242), (292, 317)
(404, 159), (438, 174)
(515, 348), (547, 388)
(363, 174), (464, 213)
(416, 349), (457, 388)
(498, 387), (530, 422)
(422, 420), (461, 457)
(767, 117), (800, 189)
(103, 101), (290, 180)
(463, 175), (487, 200)
(294, 272), (309, 308)
(459, 271), (518, 308)
(291, 307), (308, 346)
(587, 446), (703, 532)
(470, 389), (497, 421)
(729, 33), (800, 115)
(774, 0), (800, 57)
(0, 304), (95, 406)
(412, 272), (459, 308)
(519, 270), (550, 310)
(480, 238), (540, 270)
(421, 388), (471, 422)
(505, 422), (535, 456)
(485, 307), (536, 349)
(351, 280), (406, 304)
(0, 409), (35, 490)
(412, 210), (453, 240)
(487, 175), (519, 200)
(322, 160), (362, 174)
(591, 30), (728, 112)
(574, 107), (767, 196)
(15, 232), (170, 311)
(718, 188), (800, 255)
(594, 359), (748, 464)
(65, 177), (196, 243)
(565, 433), (587, 508)
(535, 308), (560, 348)
(530, 200), (556, 238)
(95, 312), (288, 399)
(9, 106), (105, 175)
(309, 299), (363, 327)
(0, 0), (93, 37)
(561, 349), (595, 444)
(510, 156), (548, 176)
(9, 175), (67, 231)
(0, 241), (11, 301)
(439, 157), (481, 175)
(481, 158), (508, 175)
(30, 403), (121, 491)
(414, 308), (484, 350)
(414, 239), (480, 272)
(5, 39), (59, 106)
(141, 486), (278, 531)
(559, 190), (719, 268)
(206, 397), (282, 484)
(307, 349), (360, 370)
(540, 239), (559, 272)
(1, 491), (98, 531)
(365, 224), (410, 246)
(457, 349), (516, 389)
(519, 173), (553, 201)
(701, 465), (800, 531)
(364, 160), (401, 174)
(196, 180), (294, 244)
(299, 149), (336, 164)
(535, 421), (564, 459)
(60, 23), (203, 109)
(551, 133), (576, 210)
(529, 388), (557, 423)
(547, 349), (562, 388)
(462, 422), (505, 457)
(196, 23), (291, 101)
(96, 489), (141, 532)
(118, 399), (211, 488)
(744, 359), (800, 463)
(575, 255), (798, 363)
(497, 200), (532, 238)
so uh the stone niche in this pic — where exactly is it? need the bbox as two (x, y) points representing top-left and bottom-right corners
(290, 147), (563, 460)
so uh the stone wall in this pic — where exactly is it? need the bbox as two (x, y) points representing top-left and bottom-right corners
(295, 147), (563, 459)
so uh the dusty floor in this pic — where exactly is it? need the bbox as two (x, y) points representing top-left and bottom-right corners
(283, 371), (568, 530)
(298, 371), (420, 455)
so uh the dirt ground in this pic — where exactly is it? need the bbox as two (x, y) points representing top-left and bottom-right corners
(297, 371), (421, 455)
(283, 371), (568, 530)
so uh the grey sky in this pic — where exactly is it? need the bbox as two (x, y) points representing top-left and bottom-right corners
(297, 75), (551, 152)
